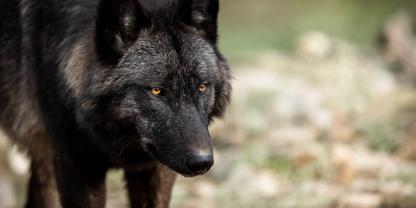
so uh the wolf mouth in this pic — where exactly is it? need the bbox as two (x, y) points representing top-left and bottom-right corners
(143, 142), (203, 177)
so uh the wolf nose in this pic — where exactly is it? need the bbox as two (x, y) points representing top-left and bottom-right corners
(186, 154), (214, 174)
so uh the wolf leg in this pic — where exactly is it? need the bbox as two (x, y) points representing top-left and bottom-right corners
(124, 164), (177, 208)
(25, 155), (61, 208)
(24, 135), (60, 208)
(53, 150), (107, 208)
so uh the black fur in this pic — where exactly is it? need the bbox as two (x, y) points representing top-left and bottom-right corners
(0, 0), (231, 207)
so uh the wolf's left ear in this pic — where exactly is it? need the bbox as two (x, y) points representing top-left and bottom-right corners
(187, 0), (219, 44)
(95, 0), (148, 64)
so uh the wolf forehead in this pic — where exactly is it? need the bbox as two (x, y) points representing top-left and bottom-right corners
(116, 30), (220, 83)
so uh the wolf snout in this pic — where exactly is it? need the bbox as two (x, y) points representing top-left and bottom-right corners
(186, 154), (214, 174)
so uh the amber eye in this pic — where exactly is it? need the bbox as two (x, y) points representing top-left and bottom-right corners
(197, 83), (207, 93)
(151, 87), (162, 96)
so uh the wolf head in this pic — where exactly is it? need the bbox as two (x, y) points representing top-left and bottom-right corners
(76, 0), (231, 176)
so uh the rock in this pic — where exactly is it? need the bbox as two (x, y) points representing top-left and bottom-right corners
(331, 143), (399, 184)
(192, 180), (216, 200)
(265, 126), (325, 168)
(226, 164), (283, 200)
(183, 180), (217, 208)
(349, 179), (379, 193)
(349, 179), (415, 199)
(379, 181), (414, 196)
(297, 31), (334, 60)
(299, 181), (340, 198)
(0, 177), (17, 208)
(232, 70), (280, 103)
(328, 113), (355, 142)
(336, 193), (382, 208)
(253, 172), (281, 197)
(271, 81), (329, 126)
(354, 152), (397, 179)
(7, 146), (30, 176)
(368, 70), (396, 97)
(331, 144), (356, 185)
(309, 108), (333, 130)
(266, 126), (318, 148)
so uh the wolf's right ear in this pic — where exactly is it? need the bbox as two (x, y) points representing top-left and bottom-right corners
(187, 0), (219, 44)
(95, 0), (148, 64)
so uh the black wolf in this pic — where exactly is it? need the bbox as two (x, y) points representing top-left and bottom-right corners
(0, 0), (231, 207)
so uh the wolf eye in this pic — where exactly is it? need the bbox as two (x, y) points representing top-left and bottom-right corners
(151, 87), (162, 96)
(197, 83), (207, 93)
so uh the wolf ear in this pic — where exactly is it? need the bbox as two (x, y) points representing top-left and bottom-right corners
(95, 0), (148, 64)
(187, 0), (219, 44)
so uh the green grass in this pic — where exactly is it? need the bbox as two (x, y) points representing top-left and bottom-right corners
(356, 117), (400, 153)
(244, 143), (332, 181)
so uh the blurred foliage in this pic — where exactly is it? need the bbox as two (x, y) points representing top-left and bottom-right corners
(357, 117), (400, 153)
(219, 0), (416, 60)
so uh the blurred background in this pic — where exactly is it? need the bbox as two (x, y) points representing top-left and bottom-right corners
(2, 0), (416, 207)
